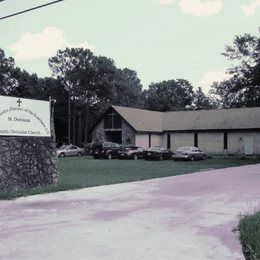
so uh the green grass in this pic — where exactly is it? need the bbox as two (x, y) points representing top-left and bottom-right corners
(1, 156), (260, 199)
(59, 156), (260, 188)
(239, 211), (260, 260)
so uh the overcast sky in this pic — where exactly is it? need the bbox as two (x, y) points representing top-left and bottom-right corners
(0, 0), (259, 92)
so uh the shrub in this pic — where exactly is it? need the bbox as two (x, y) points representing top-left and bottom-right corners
(239, 211), (260, 260)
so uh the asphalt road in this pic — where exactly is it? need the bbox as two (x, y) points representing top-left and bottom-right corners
(1, 164), (260, 259)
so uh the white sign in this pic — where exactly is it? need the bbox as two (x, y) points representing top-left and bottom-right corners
(0, 95), (51, 137)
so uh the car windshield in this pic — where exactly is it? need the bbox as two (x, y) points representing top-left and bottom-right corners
(147, 146), (162, 151)
(124, 146), (136, 150)
(92, 144), (103, 149)
(176, 146), (192, 152)
(103, 142), (113, 147)
(59, 145), (68, 150)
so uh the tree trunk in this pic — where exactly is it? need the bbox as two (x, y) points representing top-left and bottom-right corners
(72, 100), (76, 145)
(78, 110), (82, 146)
(68, 93), (71, 144)
(84, 104), (89, 143)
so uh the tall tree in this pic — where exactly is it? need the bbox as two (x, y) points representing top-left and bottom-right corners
(38, 77), (69, 143)
(144, 79), (194, 111)
(50, 48), (141, 143)
(211, 32), (260, 108)
(193, 87), (216, 110)
(0, 48), (18, 95)
(10, 69), (41, 98)
(112, 68), (143, 108)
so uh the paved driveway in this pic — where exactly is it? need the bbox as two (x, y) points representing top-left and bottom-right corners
(1, 164), (260, 260)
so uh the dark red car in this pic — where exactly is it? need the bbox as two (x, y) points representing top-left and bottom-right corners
(118, 146), (145, 160)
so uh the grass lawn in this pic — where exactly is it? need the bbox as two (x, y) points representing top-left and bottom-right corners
(1, 156), (260, 199)
(239, 211), (260, 260)
(59, 156), (260, 188)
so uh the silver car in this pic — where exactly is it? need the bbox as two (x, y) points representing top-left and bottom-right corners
(172, 146), (206, 161)
(57, 145), (84, 157)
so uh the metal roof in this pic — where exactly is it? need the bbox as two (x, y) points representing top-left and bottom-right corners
(112, 106), (260, 132)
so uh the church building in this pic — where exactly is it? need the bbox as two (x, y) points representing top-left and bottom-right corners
(91, 105), (260, 155)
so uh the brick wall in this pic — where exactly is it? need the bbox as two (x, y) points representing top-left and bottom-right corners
(122, 121), (136, 145)
(92, 119), (136, 145)
(91, 120), (105, 143)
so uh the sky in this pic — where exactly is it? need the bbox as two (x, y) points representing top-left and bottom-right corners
(0, 0), (259, 93)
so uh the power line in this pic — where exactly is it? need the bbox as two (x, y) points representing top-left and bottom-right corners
(0, 0), (65, 21)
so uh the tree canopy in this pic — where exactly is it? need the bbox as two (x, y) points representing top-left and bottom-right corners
(144, 79), (194, 112)
(0, 49), (18, 95)
(211, 32), (260, 108)
(193, 87), (216, 110)
(49, 47), (144, 143)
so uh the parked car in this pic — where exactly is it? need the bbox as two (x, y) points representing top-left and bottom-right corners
(91, 142), (122, 159)
(144, 146), (173, 160)
(172, 146), (207, 161)
(118, 146), (145, 160)
(57, 144), (85, 157)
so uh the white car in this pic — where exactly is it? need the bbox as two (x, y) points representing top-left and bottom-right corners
(57, 145), (84, 157)
(172, 146), (207, 161)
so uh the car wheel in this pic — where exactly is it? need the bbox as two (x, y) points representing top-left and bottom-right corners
(203, 155), (206, 160)
(133, 154), (138, 160)
(77, 152), (82, 156)
(107, 153), (112, 160)
(190, 156), (195, 161)
(60, 153), (65, 158)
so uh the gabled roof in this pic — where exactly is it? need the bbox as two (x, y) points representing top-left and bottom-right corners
(111, 105), (260, 132)
(112, 105), (163, 132)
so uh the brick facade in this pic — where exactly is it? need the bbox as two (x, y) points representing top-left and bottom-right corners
(92, 118), (136, 146)
(122, 121), (136, 145)
(92, 120), (105, 143)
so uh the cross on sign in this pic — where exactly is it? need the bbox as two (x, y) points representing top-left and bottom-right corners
(17, 99), (22, 107)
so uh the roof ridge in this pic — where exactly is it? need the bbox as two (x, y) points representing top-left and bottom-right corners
(112, 105), (164, 114)
(112, 105), (260, 115)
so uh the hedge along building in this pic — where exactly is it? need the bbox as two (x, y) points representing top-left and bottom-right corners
(91, 105), (260, 155)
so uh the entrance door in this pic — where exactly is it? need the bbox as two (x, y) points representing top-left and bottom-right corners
(105, 131), (122, 144)
(244, 136), (254, 155)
